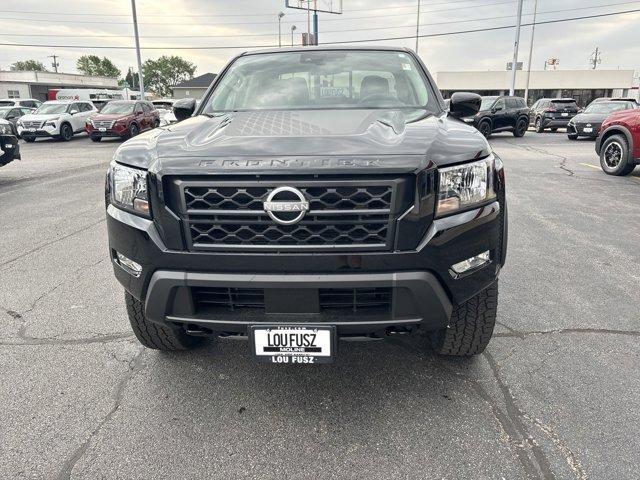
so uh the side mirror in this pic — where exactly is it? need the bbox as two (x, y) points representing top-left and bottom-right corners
(173, 98), (197, 122)
(492, 105), (503, 112)
(448, 92), (481, 119)
(70, 109), (78, 115)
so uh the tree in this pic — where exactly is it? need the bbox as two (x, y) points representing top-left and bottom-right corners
(125, 68), (139, 89)
(143, 56), (196, 97)
(11, 60), (47, 72)
(76, 55), (121, 78)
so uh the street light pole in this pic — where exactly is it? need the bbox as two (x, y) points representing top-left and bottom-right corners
(291, 25), (297, 47)
(509, 0), (524, 96)
(524, 0), (538, 104)
(415, 0), (421, 54)
(130, 0), (145, 98)
(278, 12), (285, 47)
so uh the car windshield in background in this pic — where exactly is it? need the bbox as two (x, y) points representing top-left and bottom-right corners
(551, 100), (577, 107)
(100, 102), (135, 115)
(36, 103), (70, 115)
(202, 50), (432, 112)
(0, 101), (15, 107)
(0, 107), (12, 118)
(584, 102), (634, 114)
(480, 97), (498, 110)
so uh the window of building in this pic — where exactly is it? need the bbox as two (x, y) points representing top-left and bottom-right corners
(7, 90), (20, 99)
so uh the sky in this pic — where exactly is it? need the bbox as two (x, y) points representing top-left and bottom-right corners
(1, 0), (639, 81)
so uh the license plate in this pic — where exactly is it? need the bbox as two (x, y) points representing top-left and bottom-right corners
(250, 325), (335, 364)
(583, 127), (593, 133)
(99, 127), (106, 132)
(561, 112), (569, 117)
(29, 128), (36, 132)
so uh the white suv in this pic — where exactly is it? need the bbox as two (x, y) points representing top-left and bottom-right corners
(17, 100), (97, 142)
(0, 98), (42, 109)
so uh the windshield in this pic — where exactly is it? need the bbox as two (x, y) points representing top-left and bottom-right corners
(551, 100), (577, 107)
(584, 102), (634, 114)
(100, 102), (135, 115)
(202, 50), (433, 112)
(480, 96), (498, 111)
(36, 103), (70, 115)
(0, 107), (11, 118)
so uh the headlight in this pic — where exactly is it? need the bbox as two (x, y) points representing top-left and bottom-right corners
(0, 123), (11, 135)
(110, 163), (150, 217)
(462, 117), (475, 123)
(436, 156), (496, 217)
(44, 118), (59, 127)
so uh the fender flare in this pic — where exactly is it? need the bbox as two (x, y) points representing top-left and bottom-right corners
(597, 125), (634, 159)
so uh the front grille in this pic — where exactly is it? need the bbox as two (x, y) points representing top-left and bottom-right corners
(92, 119), (115, 129)
(22, 120), (43, 129)
(192, 287), (392, 315)
(176, 179), (406, 252)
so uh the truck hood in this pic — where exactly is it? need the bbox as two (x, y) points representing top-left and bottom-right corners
(113, 109), (490, 174)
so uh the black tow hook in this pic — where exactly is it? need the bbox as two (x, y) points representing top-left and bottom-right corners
(386, 326), (413, 336)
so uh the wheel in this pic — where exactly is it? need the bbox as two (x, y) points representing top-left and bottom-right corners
(534, 117), (544, 133)
(90, 136), (102, 142)
(478, 121), (492, 139)
(23, 136), (36, 143)
(154, 119), (160, 128)
(129, 123), (140, 137)
(599, 134), (635, 176)
(567, 134), (578, 140)
(125, 292), (204, 350)
(512, 118), (528, 137)
(429, 282), (498, 356)
(550, 127), (558, 132)
(59, 123), (73, 141)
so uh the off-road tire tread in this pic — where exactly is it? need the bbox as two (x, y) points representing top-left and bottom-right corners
(125, 292), (201, 350)
(600, 135), (635, 176)
(431, 282), (498, 356)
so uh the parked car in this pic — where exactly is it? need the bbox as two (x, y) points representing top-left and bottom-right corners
(588, 97), (639, 107)
(86, 100), (160, 142)
(0, 106), (34, 136)
(568, 99), (638, 140)
(0, 98), (42, 109)
(595, 108), (640, 176)
(0, 119), (20, 167)
(105, 47), (508, 361)
(152, 99), (177, 126)
(461, 95), (530, 138)
(530, 98), (580, 132)
(17, 100), (97, 142)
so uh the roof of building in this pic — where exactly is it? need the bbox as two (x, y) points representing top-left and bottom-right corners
(0, 70), (118, 88)
(172, 73), (217, 90)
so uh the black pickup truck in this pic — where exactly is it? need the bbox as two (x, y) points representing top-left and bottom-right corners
(0, 119), (20, 167)
(105, 47), (508, 363)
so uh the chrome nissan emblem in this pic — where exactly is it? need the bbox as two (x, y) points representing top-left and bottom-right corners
(263, 186), (309, 225)
(586, 123), (592, 127)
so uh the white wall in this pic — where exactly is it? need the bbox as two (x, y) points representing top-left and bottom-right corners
(0, 83), (30, 99)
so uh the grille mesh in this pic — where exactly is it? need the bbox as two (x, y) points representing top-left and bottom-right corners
(92, 119), (115, 129)
(21, 120), (43, 129)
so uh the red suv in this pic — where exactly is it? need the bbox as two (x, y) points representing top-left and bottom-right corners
(86, 100), (159, 142)
(596, 108), (640, 176)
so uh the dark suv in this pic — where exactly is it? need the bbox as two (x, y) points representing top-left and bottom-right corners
(530, 98), (580, 132)
(106, 47), (507, 363)
(461, 95), (530, 138)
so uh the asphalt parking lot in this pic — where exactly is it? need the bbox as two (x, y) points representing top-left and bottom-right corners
(1, 130), (639, 480)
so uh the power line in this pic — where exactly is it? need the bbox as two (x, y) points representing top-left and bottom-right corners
(0, 8), (638, 50)
(0, 1), (638, 40)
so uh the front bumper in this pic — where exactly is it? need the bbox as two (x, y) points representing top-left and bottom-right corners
(107, 193), (506, 336)
(87, 125), (129, 138)
(568, 122), (600, 138)
(541, 116), (571, 128)
(0, 134), (20, 166)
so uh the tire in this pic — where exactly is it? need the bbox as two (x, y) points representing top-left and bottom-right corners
(512, 118), (527, 137)
(129, 123), (140, 137)
(90, 136), (102, 142)
(567, 133), (578, 140)
(429, 282), (498, 356)
(599, 134), (636, 176)
(23, 136), (36, 143)
(125, 292), (204, 350)
(534, 117), (544, 133)
(478, 121), (492, 139)
(59, 123), (73, 141)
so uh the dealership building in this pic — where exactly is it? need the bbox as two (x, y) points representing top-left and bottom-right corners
(436, 69), (636, 106)
(0, 70), (119, 102)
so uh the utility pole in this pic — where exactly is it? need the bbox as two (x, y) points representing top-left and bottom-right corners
(278, 12), (285, 47)
(313, 0), (318, 45)
(415, 0), (421, 54)
(130, 0), (145, 99)
(509, 0), (524, 96)
(49, 54), (59, 73)
(590, 47), (602, 70)
(523, 0), (538, 104)
(306, 1), (311, 46)
(291, 25), (297, 47)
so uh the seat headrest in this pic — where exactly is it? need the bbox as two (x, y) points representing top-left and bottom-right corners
(360, 75), (390, 98)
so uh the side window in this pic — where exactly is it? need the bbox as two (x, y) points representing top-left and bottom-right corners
(20, 108), (32, 115)
(494, 98), (505, 110)
(70, 103), (81, 113)
(141, 103), (151, 113)
(505, 98), (518, 109)
(83, 103), (94, 112)
(134, 103), (144, 113)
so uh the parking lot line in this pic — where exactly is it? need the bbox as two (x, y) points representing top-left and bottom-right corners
(579, 163), (600, 170)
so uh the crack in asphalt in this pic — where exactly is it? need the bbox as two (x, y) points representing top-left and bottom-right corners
(0, 331), (134, 346)
(484, 351), (557, 479)
(55, 348), (146, 480)
(494, 327), (640, 339)
(0, 219), (106, 271)
(503, 140), (575, 176)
